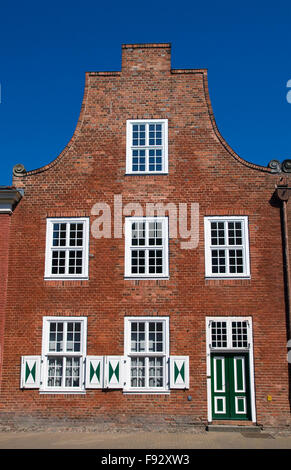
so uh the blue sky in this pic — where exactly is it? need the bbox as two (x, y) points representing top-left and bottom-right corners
(1, 0), (290, 184)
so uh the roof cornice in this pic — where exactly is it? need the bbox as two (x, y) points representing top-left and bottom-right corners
(0, 187), (23, 214)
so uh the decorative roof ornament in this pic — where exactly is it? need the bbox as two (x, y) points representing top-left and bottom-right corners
(282, 160), (291, 173)
(268, 159), (291, 174)
(268, 160), (281, 173)
(13, 163), (26, 177)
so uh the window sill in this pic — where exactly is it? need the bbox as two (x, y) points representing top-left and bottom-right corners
(124, 276), (169, 281)
(125, 172), (168, 176)
(123, 390), (170, 395)
(39, 390), (86, 395)
(44, 277), (89, 281)
(205, 276), (251, 281)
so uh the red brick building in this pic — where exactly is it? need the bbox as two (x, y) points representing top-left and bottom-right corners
(0, 43), (290, 430)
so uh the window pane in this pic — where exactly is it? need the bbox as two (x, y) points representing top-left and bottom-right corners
(132, 222), (145, 246)
(52, 223), (67, 247)
(49, 322), (63, 352)
(211, 321), (227, 348)
(132, 149), (146, 172)
(69, 223), (84, 247)
(47, 357), (63, 387)
(148, 222), (163, 246)
(131, 250), (145, 274)
(130, 357), (145, 387)
(148, 250), (163, 274)
(211, 249), (226, 274)
(228, 221), (242, 246)
(51, 251), (66, 274)
(229, 249), (244, 274)
(149, 357), (164, 387)
(232, 321), (248, 348)
(132, 124), (146, 147)
(210, 222), (225, 246)
(148, 149), (163, 172)
(149, 322), (164, 352)
(131, 322), (145, 352)
(65, 357), (80, 387)
(148, 123), (163, 146)
(66, 322), (82, 352)
(68, 250), (83, 274)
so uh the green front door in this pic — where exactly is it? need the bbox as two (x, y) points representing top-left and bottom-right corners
(211, 353), (251, 420)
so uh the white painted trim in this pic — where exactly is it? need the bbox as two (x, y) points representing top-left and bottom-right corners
(124, 216), (169, 279)
(85, 356), (104, 389)
(213, 356), (225, 393)
(123, 316), (170, 393)
(20, 356), (41, 389)
(44, 217), (90, 280)
(169, 356), (189, 389)
(104, 356), (124, 389)
(206, 316), (256, 423)
(0, 203), (13, 213)
(126, 119), (168, 174)
(235, 396), (247, 414)
(214, 396), (226, 414)
(234, 356), (246, 393)
(40, 316), (87, 393)
(204, 216), (250, 278)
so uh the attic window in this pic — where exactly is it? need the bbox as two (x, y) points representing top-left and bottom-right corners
(126, 119), (168, 174)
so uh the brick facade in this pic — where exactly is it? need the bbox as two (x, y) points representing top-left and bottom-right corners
(0, 213), (11, 385)
(0, 43), (290, 429)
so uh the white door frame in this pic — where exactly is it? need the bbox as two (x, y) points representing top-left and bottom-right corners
(205, 316), (256, 423)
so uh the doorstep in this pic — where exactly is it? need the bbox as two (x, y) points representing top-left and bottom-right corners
(206, 421), (262, 433)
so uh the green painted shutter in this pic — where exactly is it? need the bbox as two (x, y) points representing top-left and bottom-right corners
(20, 356), (41, 389)
(169, 356), (189, 389)
(105, 356), (124, 389)
(85, 356), (104, 389)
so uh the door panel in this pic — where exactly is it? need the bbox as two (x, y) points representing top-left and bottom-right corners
(211, 353), (251, 420)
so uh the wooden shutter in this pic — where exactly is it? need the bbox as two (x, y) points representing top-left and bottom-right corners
(85, 356), (104, 389)
(20, 356), (41, 389)
(104, 356), (124, 389)
(169, 356), (189, 389)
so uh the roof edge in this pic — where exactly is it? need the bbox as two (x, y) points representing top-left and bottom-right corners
(201, 70), (271, 174)
(13, 73), (90, 180)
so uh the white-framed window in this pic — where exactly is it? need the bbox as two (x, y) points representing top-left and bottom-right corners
(124, 317), (169, 393)
(124, 217), (169, 279)
(204, 216), (250, 278)
(40, 316), (87, 393)
(207, 317), (251, 350)
(44, 218), (89, 280)
(126, 119), (168, 174)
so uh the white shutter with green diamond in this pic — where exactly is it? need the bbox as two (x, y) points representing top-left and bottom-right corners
(85, 356), (104, 389)
(169, 356), (189, 389)
(104, 356), (124, 389)
(20, 356), (41, 389)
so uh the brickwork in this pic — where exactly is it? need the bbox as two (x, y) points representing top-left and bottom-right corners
(0, 214), (11, 386)
(0, 43), (290, 428)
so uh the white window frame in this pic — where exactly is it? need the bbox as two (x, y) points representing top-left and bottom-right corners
(204, 216), (250, 278)
(124, 316), (170, 394)
(126, 119), (168, 174)
(124, 216), (169, 279)
(40, 316), (87, 394)
(44, 217), (90, 280)
(206, 317), (251, 351)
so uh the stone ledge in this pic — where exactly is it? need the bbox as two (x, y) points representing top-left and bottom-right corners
(206, 424), (262, 433)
